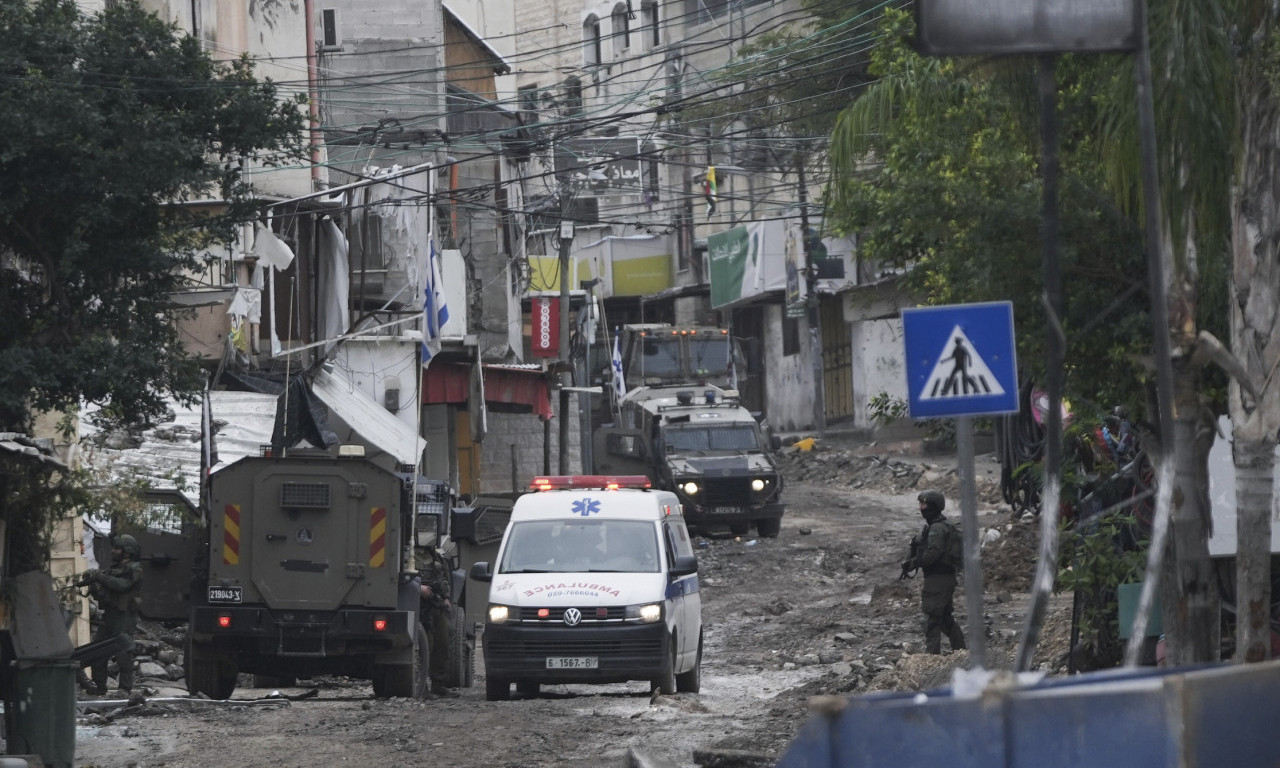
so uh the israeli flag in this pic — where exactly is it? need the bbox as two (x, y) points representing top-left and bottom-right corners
(423, 241), (449, 366)
(611, 328), (627, 400)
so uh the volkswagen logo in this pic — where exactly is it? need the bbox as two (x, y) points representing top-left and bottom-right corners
(562, 608), (582, 626)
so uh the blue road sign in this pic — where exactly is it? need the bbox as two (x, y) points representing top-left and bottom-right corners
(902, 302), (1018, 418)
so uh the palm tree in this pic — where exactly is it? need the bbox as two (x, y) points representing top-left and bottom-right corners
(1225, 2), (1280, 664)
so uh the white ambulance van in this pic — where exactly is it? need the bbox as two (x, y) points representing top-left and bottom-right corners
(469, 475), (703, 701)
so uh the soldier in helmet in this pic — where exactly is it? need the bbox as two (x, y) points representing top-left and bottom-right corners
(416, 544), (459, 698)
(85, 533), (144, 695)
(902, 490), (967, 655)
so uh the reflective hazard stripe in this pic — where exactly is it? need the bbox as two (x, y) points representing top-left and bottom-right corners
(223, 504), (241, 565)
(369, 507), (386, 567)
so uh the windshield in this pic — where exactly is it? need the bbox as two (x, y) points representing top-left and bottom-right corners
(498, 519), (660, 574)
(688, 337), (730, 376)
(664, 423), (761, 453)
(636, 337), (683, 377)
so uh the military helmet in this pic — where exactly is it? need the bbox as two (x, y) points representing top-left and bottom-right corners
(112, 533), (141, 559)
(917, 490), (946, 514)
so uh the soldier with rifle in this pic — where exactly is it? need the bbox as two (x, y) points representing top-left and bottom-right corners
(416, 544), (459, 698)
(900, 490), (967, 655)
(79, 533), (144, 695)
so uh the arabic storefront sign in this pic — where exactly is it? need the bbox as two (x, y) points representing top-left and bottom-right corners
(555, 137), (649, 198)
(708, 220), (806, 309)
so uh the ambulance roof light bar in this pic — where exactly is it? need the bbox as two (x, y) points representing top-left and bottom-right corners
(529, 475), (652, 491)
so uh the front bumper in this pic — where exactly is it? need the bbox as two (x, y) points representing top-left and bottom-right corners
(482, 621), (668, 684)
(671, 471), (784, 523)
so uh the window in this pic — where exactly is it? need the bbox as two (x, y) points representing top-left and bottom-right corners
(642, 1), (660, 48)
(685, 0), (768, 24)
(563, 77), (584, 116)
(583, 15), (602, 66)
(517, 83), (537, 124)
(783, 315), (800, 356)
(611, 3), (630, 58)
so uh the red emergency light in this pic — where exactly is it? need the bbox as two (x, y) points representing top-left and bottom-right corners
(373, 617), (387, 632)
(529, 475), (652, 491)
(218, 615), (231, 629)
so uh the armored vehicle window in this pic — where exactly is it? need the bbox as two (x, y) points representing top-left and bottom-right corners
(637, 338), (683, 377)
(688, 337), (730, 375)
(281, 482), (331, 509)
(664, 424), (760, 452)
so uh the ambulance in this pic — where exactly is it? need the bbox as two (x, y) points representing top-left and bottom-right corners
(469, 475), (703, 701)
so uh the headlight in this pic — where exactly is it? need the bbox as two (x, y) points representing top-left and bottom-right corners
(488, 604), (512, 624)
(626, 603), (663, 623)
(751, 478), (766, 492)
(682, 481), (700, 495)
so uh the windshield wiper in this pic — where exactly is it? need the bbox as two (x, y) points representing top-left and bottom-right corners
(507, 568), (554, 573)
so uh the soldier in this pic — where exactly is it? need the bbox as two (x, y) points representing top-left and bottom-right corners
(416, 544), (458, 698)
(86, 533), (144, 695)
(902, 490), (967, 655)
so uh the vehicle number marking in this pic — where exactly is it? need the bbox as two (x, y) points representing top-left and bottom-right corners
(546, 656), (598, 669)
(208, 586), (243, 603)
(711, 506), (741, 515)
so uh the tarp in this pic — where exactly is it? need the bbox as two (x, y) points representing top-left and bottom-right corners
(313, 368), (427, 466)
(423, 362), (552, 420)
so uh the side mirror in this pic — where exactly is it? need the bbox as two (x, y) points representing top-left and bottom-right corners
(469, 561), (493, 583)
(669, 554), (699, 578)
(770, 434), (782, 451)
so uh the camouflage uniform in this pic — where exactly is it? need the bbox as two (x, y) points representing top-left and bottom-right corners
(905, 491), (967, 655)
(415, 547), (456, 695)
(89, 534), (144, 693)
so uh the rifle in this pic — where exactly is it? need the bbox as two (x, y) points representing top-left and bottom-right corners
(898, 536), (920, 581)
(73, 570), (100, 588)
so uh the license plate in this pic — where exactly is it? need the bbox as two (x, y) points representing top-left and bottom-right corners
(711, 506), (741, 515)
(546, 656), (598, 669)
(208, 586), (243, 604)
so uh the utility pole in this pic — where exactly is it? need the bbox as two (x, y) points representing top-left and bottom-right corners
(797, 155), (826, 435)
(557, 183), (574, 475)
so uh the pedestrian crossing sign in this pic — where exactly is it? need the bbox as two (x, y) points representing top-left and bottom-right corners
(902, 301), (1018, 418)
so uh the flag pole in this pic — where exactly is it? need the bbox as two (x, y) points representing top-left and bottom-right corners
(409, 164), (434, 569)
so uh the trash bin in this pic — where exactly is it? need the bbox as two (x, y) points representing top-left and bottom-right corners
(8, 657), (77, 768)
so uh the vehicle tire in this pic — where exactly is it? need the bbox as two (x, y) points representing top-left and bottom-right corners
(515, 680), (540, 698)
(729, 521), (750, 536)
(373, 624), (430, 699)
(756, 517), (782, 538)
(442, 605), (472, 689)
(650, 635), (677, 696)
(676, 630), (702, 693)
(251, 673), (296, 689)
(186, 637), (237, 700)
(485, 674), (510, 701)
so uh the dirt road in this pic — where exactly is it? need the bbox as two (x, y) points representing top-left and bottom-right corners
(72, 440), (1070, 768)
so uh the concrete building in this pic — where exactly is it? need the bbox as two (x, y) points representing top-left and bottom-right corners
(448, 1), (913, 438)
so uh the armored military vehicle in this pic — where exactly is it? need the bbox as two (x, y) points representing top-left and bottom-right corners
(593, 386), (785, 537)
(186, 445), (469, 699)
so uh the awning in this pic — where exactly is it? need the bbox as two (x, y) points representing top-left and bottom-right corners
(313, 369), (427, 466)
(423, 362), (553, 420)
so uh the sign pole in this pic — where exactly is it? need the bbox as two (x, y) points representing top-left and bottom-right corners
(955, 415), (987, 669)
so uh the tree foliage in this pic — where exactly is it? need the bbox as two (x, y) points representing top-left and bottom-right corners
(824, 9), (1206, 418)
(0, 0), (305, 432)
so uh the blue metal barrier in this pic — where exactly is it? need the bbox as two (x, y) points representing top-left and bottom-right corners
(775, 661), (1280, 768)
